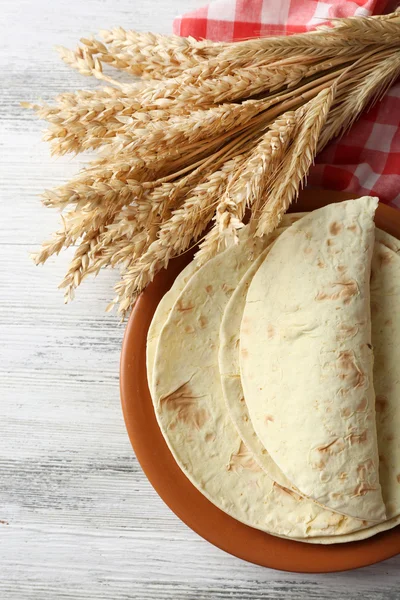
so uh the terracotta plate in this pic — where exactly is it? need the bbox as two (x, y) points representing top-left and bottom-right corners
(120, 189), (400, 573)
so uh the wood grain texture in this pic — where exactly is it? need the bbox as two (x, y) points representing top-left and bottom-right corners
(1, 1), (400, 598)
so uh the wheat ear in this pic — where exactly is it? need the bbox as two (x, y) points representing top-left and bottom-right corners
(256, 86), (336, 236)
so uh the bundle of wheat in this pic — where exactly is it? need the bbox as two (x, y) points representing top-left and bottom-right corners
(25, 12), (400, 316)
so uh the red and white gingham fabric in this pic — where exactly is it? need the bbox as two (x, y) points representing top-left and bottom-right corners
(174, 0), (400, 207)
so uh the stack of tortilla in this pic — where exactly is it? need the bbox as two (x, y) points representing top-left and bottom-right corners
(147, 197), (400, 544)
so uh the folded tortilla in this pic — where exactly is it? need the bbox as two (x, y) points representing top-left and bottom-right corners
(148, 201), (400, 542)
(147, 260), (198, 395)
(150, 215), (381, 541)
(220, 233), (400, 542)
(370, 239), (400, 520)
(240, 197), (385, 522)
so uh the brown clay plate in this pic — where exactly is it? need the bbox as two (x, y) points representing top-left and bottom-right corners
(120, 189), (400, 573)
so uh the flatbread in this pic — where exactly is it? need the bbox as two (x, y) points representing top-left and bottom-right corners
(220, 228), (399, 491)
(370, 241), (400, 519)
(147, 260), (198, 394)
(148, 203), (400, 542)
(151, 222), (379, 541)
(219, 236), (400, 542)
(240, 197), (385, 522)
(147, 213), (307, 394)
(219, 246), (299, 491)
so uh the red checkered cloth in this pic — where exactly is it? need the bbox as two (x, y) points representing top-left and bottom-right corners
(174, 0), (400, 207)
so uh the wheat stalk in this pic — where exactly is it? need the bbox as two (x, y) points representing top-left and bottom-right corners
(196, 111), (298, 265)
(99, 28), (222, 79)
(115, 155), (245, 314)
(319, 49), (400, 150)
(256, 86), (336, 236)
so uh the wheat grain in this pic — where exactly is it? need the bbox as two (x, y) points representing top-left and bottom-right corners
(115, 155), (244, 314)
(196, 111), (298, 265)
(56, 46), (123, 87)
(100, 28), (222, 79)
(256, 86), (335, 236)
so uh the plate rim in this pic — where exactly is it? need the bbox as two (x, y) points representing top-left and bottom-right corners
(120, 190), (400, 573)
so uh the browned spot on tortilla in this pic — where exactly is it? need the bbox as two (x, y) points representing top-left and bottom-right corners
(327, 238), (334, 247)
(317, 438), (345, 455)
(376, 395), (388, 412)
(239, 396), (245, 403)
(227, 441), (262, 473)
(353, 482), (376, 497)
(332, 492), (343, 500)
(176, 298), (194, 313)
(198, 315), (208, 328)
(387, 433), (395, 442)
(313, 459), (326, 470)
(337, 323), (359, 341)
(347, 224), (358, 233)
(371, 302), (381, 319)
(378, 249), (394, 266)
(330, 221), (342, 236)
(340, 407), (352, 418)
(184, 325), (195, 334)
(397, 474), (400, 484)
(357, 464), (367, 480)
(304, 246), (312, 255)
(267, 324), (275, 339)
(265, 415), (274, 424)
(168, 422), (176, 431)
(336, 265), (346, 273)
(346, 430), (367, 445)
(356, 397), (368, 412)
(317, 258), (325, 269)
(222, 283), (234, 293)
(205, 432), (215, 443)
(160, 382), (209, 430)
(337, 350), (366, 389)
(384, 318), (393, 326)
(379, 454), (385, 463)
(241, 348), (249, 359)
(362, 520), (369, 526)
(273, 482), (300, 500)
(339, 472), (348, 480)
(205, 285), (213, 293)
(316, 280), (358, 304)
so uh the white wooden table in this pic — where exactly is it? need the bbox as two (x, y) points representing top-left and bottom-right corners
(1, 1), (400, 597)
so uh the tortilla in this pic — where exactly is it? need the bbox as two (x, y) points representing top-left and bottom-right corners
(148, 202), (400, 542)
(219, 236), (400, 542)
(147, 260), (198, 394)
(370, 241), (400, 519)
(219, 246), (299, 491)
(220, 227), (400, 492)
(147, 213), (307, 395)
(240, 197), (385, 522)
(150, 221), (380, 541)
